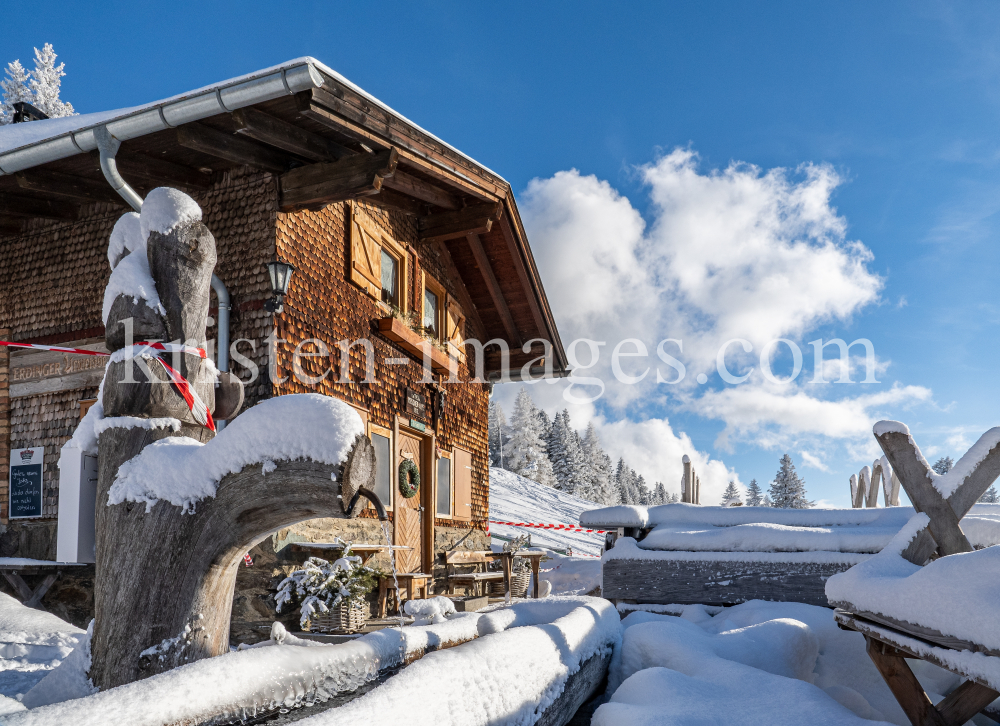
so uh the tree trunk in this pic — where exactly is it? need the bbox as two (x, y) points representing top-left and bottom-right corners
(89, 425), (375, 690)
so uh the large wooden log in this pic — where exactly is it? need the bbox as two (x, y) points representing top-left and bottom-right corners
(602, 557), (855, 607)
(90, 427), (376, 690)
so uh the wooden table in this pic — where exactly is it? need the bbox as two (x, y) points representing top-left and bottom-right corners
(378, 570), (432, 617)
(0, 559), (85, 611)
(289, 543), (391, 566)
(835, 608), (1000, 725)
(493, 550), (546, 600)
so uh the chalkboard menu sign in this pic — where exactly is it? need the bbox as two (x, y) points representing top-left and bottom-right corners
(404, 387), (426, 419)
(9, 447), (43, 519)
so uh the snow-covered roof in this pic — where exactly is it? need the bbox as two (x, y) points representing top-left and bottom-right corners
(0, 57), (502, 181)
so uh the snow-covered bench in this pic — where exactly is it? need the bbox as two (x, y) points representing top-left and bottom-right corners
(584, 499), (1000, 608)
(828, 422), (1000, 726)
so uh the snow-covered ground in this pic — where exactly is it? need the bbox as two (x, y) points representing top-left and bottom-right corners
(595, 599), (997, 726)
(0, 593), (85, 715)
(489, 467), (604, 555)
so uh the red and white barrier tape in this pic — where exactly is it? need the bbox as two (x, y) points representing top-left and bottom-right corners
(488, 519), (607, 534)
(0, 340), (213, 431)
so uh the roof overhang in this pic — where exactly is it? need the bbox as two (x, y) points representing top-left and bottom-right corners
(0, 58), (567, 374)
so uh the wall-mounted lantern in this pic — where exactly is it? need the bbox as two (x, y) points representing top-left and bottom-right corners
(264, 260), (295, 314)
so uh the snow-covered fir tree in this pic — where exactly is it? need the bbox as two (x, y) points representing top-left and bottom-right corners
(504, 388), (556, 487)
(932, 456), (954, 476)
(581, 423), (617, 505)
(28, 44), (74, 119)
(488, 400), (510, 468)
(762, 493), (773, 507)
(616, 459), (642, 504)
(0, 44), (75, 125)
(651, 481), (668, 505)
(548, 409), (586, 495)
(768, 454), (814, 509)
(745, 478), (763, 507)
(636, 474), (650, 505)
(0, 60), (32, 125)
(720, 480), (742, 506)
(980, 486), (999, 504)
(669, 491), (680, 503)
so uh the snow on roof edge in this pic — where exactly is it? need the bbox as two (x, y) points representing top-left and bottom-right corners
(0, 56), (504, 183)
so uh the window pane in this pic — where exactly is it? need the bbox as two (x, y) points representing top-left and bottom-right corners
(372, 433), (392, 508)
(437, 456), (451, 516)
(423, 289), (438, 335)
(380, 250), (397, 305)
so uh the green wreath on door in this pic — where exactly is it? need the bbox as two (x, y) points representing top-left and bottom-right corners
(398, 458), (420, 498)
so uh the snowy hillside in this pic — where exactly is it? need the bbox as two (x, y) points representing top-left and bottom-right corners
(489, 467), (605, 556)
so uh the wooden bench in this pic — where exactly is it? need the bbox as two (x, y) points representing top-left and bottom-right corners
(445, 550), (504, 597)
(832, 422), (1000, 726)
(0, 559), (85, 611)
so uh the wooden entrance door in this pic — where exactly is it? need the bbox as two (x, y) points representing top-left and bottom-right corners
(395, 432), (424, 573)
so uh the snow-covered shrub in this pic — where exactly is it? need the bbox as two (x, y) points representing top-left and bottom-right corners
(275, 552), (384, 630)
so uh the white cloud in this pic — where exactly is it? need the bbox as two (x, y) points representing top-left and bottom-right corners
(799, 451), (829, 472)
(492, 147), (933, 496)
(691, 381), (932, 451)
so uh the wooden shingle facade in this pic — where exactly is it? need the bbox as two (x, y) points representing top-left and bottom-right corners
(0, 59), (565, 628)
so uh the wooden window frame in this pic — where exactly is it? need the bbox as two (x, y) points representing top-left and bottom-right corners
(421, 272), (447, 342)
(348, 202), (409, 313)
(369, 422), (394, 512)
(435, 448), (453, 519)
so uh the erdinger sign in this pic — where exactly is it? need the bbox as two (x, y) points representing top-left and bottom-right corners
(9, 447), (44, 519)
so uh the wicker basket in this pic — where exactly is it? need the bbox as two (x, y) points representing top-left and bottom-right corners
(308, 601), (368, 633)
(489, 570), (531, 598)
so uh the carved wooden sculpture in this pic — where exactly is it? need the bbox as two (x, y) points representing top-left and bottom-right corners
(90, 203), (377, 690)
(850, 458), (901, 509)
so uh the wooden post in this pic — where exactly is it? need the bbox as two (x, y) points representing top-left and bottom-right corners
(865, 636), (946, 726)
(682, 456), (691, 504)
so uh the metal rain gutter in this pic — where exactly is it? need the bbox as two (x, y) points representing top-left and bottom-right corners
(0, 62), (325, 175)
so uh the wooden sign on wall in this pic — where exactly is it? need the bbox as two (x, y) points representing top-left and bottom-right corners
(9, 447), (44, 519)
(404, 387), (426, 420)
(10, 337), (107, 398)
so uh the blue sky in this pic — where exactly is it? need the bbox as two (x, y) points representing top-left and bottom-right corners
(6, 1), (1000, 506)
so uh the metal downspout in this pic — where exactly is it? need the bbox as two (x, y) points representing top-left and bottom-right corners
(210, 275), (231, 431)
(95, 124), (232, 429)
(94, 126), (143, 212)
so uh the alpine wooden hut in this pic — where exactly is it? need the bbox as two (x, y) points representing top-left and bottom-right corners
(0, 57), (566, 636)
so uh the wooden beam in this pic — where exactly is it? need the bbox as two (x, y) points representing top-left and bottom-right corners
(865, 636), (946, 726)
(279, 148), (398, 212)
(296, 91), (500, 203)
(16, 169), (124, 204)
(112, 152), (213, 191)
(419, 202), (502, 243)
(0, 218), (23, 237)
(497, 211), (548, 339)
(383, 169), (459, 210)
(232, 107), (352, 162)
(429, 238), (488, 343)
(461, 232), (521, 346)
(936, 680), (1000, 725)
(177, 122), (291, 174)
(365, 186), (425, 216)
(0, 193), (78, 221)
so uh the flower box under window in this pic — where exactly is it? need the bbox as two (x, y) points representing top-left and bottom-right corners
(377, 316), (454, 375)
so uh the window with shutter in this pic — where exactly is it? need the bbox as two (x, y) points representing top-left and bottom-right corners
(348, 202), (407, 309)
(445, 297), (467, 362)
(453, 447), (473, 522)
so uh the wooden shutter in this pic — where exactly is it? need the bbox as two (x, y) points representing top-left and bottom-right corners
(445, 296), (467, 362)
(453, 447), (473, 521)
(349, 204), (382, 298)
